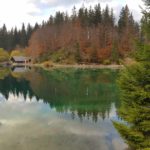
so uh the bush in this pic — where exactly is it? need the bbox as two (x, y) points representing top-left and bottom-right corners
(0, 68), (10, 79)
(42, 61), (53, 68)
(62, 57), (76, 65)
(0, 48), (9, 62)
(10, 50), (24, 57)
(102, 59), (111, 65)
(50, 49), (66, 63)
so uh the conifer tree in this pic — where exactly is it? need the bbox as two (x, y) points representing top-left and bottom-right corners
(20, 23), (27, 47)
(13, 27), (20, 48)
(75, 42), (82, 63)
(71, 6), (77, 22)
(114, 1), (150, 149)
(94, 3), (102, 25)
(26, 24), (33, 46)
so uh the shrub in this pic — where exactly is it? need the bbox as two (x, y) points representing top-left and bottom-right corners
(102, 59), (111, 65)
(0, 48), (9, 62)
(42, 61), (53, 68)
(10, 50), (24, 57)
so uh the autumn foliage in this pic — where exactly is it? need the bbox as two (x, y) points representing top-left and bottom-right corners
(26, 4), (139, 63)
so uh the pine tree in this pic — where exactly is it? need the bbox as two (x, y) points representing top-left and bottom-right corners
(71, 6), (77, 22)
(0, 24), (7, 50)
(110, 8), (115, 27)
(26, 24), (33, 46)
(64, 12), (69, 23)
(7, 29), (14, 50)
(75, 42), (82, 63)
(78, 7), (85, 26)
(102, 5), (110, 25)
(33, 23), (40, 31)
(13, 27), (20, 48)
(143, 0), (150, 7)
(118, 5), (130, 32)
(141, 0), (150, 41)
(113, 1), (150, 149)
(88, 6), (95, 26)
(94, 3), (102, 25)
(20, 23), (27, 47)
(54, 11), (64, 25)
(48, 15), (54, 25)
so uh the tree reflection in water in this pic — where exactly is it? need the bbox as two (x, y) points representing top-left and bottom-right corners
(0, 67), (120, 122)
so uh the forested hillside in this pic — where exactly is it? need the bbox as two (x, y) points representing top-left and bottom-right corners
(0, 4), (140, 64)
(26, 4), (140, 64)
(0, 23), (39, 50)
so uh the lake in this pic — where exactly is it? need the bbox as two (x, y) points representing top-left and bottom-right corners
(0, 67), (129, 150)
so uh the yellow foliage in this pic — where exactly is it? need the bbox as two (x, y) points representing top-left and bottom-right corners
(42, 61), (53, 68)
(0, 48), (9, 62)
(0, 68), (10, 79)
(10, 50), (25, 57)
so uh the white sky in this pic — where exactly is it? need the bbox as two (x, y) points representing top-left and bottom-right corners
(0, 0), (145, 29)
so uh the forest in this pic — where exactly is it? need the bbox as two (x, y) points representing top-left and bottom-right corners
(0, 1), (149, 149)
(0, 4), (140, 64)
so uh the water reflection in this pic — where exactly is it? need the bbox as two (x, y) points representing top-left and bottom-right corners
(0, 67), (128, 150)
(11, 66), (31, 73)
(0, 67), (120, 121)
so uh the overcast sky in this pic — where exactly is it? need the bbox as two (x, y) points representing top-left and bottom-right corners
(0, 0), (144, 29)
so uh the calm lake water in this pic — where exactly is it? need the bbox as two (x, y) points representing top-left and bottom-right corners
(0, 67), (129, 150)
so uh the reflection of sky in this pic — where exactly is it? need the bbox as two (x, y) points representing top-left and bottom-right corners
(0, 93), (128, 150)
(0, 93), (54, 124)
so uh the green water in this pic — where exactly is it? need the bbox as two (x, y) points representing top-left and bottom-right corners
(0, 67), (129, 150)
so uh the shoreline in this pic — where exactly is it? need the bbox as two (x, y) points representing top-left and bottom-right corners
(0, 63), (124, 69)
(50, 64), (123, 69)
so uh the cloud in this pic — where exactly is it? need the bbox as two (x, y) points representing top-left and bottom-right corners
(28, 0), (143, 19)
(28, 0), (114, 14)
(0, 0), (144, 29)
(29, 0), (81, 9)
